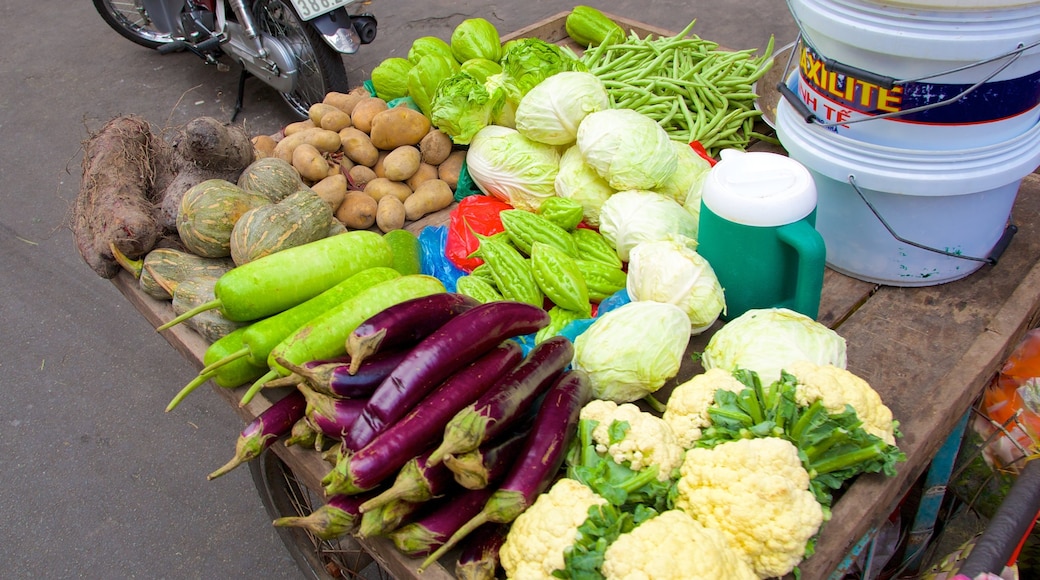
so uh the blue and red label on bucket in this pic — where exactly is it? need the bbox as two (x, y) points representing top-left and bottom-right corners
(796, 44), (1040, 147)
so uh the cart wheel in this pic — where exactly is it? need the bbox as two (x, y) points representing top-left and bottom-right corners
(250, 449), (392, 580)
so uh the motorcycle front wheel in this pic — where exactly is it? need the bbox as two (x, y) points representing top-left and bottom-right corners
(253, 0), (350, 118)
(92, 0), (178, 49)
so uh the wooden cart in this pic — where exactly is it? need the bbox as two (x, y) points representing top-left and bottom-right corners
(111, 12), (1040, 580)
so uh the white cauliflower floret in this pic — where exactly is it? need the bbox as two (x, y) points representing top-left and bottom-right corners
(580, 399), (683, 480)
(663, 368), (748, 448)
(673, 437), (824, 579)
(788, 360), (897, 446)
(500, 478), (606, 580)
(601, 509), (756, 580)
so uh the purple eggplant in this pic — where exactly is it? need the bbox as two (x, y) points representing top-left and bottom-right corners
(296, 383), (367, 440)
(443, 427), (531, 490)
(271, 492), (373, 540)
(207, 390), (306, 480)
(342, 301), (550, 451)
(359, 450), (458, 513)
(389, 487), (496, 557)
(323, 342), (523, 496)
(455, 523), (509, 580)
(346, 292), (480, 374)
(266, 349), (409, 398)
(426, 335), (573, 466)
(357, 497), (424, 538)
(419, 370), (592, 571)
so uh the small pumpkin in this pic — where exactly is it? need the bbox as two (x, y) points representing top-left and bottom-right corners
(138, 247), (236, 300)
(230, 189), (333, 265)
(237, 157), (307, 202)
(177, 179), (271, 258)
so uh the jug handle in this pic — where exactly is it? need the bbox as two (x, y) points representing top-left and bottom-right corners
(777, 221), (827, 320)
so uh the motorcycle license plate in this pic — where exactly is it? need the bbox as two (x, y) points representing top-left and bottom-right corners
(289, 0), (356, 20)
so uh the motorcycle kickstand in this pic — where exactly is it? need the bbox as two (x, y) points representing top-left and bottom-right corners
(231, 68), (251, 123)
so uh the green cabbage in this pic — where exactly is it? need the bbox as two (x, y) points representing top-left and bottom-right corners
(701, 308), (848, 383)
(407, 36), (454, 65)
(430, 71), (494, 145)
(460, 57), (502, 83)
(597, 190), (699, 262)
(576, 108), (678, 191)
(450, 18), (503, 63)
(572, 301), (692, 403)
(627, 237), (725, 335)
(653, 141), (712, 217)
(465, 125), (561, 212)
(554, 145), (616, 228)
(370, 57), (414, 101)
(406, 54), (460, 117)
(514, 71), (609, 146)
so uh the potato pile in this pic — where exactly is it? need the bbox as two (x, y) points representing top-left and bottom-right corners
(252, 87), (464, 233)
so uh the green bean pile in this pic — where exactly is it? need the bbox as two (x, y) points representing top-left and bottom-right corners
(580, 20), (775, 157)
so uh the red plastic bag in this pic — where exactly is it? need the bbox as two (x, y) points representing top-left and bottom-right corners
(446, 195), (514, 271)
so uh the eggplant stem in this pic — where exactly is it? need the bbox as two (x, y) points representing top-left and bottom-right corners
(156, 298), (221, 331)
(346, 328), (386, 375)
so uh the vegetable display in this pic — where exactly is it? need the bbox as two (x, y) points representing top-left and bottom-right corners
(82, 8), (917, 579)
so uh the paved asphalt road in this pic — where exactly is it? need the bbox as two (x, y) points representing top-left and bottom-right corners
(0, 1), (795, 578)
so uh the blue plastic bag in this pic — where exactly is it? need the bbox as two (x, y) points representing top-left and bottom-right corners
(418, 225), (466, 292)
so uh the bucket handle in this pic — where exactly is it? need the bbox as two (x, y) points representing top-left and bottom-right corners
(847, 175), (1017, 266)
(777, 36), (1036, 128)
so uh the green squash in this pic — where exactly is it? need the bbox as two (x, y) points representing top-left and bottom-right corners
(229, 189), (333, 265)
(176, 179), (271, 258)
(237, 157), (306, 202)
(138, 247), (235, 300)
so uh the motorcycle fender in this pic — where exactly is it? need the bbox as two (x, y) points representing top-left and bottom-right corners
(140, 0), (186, 34)
(310, 9), (362, 54)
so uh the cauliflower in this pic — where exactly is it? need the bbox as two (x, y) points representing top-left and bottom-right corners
(579, 399), (683, 480)
(663, 368), (748, 448)
(601, 509), (756, 580)
(499, 478), (607, 580)
(788, 360), (897, 445)
(673, 437), (824, 579)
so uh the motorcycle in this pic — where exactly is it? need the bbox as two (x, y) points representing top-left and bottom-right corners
(93, 0), (378, 120)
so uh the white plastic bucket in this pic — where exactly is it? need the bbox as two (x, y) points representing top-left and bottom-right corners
(775, 95), (1040, 286)
(786, 0), (1040, 148)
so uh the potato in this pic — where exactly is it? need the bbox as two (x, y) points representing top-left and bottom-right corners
(383, 146), (421, 182)
(335, 191), (378, 229)
(419, 129), (453, 166)
(376, 195), (406, 233)
(283, 119), (316, 136)
(406, 163), (439, 191)
(372, 150), (390, 179)
(308, 103), (342, 127)
(369, 107), (432, 151)
(339, 127), (379, 167)
(252, 134), (277, 159)
(348, 165), (378, 190)
(364, 177), (412, 203)
(292, 143), (330, 182)
(404, 179), (454, 221)
(319, 108), (353, 132)
(324, 88), (369, 115)
(351, 97), (389, 134)
(438, 150), (467, 190)
(312, 174), (348, 212)
(274, 128), (341, 163)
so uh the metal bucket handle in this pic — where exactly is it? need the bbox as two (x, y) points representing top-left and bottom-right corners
(846, 175), (1017, 266)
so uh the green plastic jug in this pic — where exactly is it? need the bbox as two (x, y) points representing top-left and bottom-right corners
(697, 149), (826, 320)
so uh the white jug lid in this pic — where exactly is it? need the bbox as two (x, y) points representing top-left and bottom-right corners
(701, 149), (818, 227)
